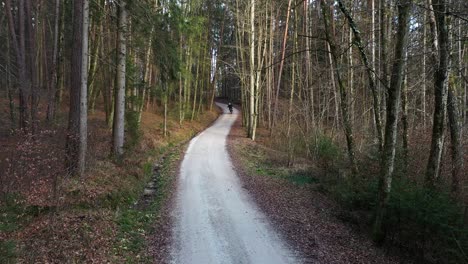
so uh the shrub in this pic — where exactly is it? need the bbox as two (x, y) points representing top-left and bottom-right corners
(329, 173), (468, 263)
(386, 180), (468, 263)
(314, 134), (342, 167)
(331, 175), (379, 210)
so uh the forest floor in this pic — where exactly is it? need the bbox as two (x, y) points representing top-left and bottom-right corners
(226, 114), (411, 264)
(0, 98), (220, 263)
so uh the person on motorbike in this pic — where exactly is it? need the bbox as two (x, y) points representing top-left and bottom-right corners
(227, 102), (233, 114)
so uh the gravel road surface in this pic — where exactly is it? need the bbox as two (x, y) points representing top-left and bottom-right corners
(170, 102), (299, 264)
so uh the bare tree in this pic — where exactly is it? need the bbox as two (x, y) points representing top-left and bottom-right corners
(321, 0), (358, 174)
(337, 0), (383, 151)
(373, 0), (411, 244)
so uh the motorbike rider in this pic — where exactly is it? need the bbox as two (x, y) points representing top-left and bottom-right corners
(227, 102), (233, 114)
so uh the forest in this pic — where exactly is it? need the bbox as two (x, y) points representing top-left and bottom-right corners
(0, 0), (467, 263)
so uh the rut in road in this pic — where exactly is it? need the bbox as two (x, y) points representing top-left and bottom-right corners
(170, 102), (299, 264)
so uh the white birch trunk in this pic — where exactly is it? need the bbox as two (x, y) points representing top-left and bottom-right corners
(113, 0), (127, 157)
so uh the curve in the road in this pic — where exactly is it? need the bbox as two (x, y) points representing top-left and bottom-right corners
(170, 102), (299, 264)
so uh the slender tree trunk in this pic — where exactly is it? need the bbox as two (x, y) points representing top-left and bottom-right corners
(88, 22), (103, 112)
(373, 0), (411, 244)
(5, 0), (29, 131)
(248, 0), (256, 139)
(139, 28), (153, 124)
(5, 24), (15, 126)
(164, 86), (168, 137)
(447, 86), (463, 195)
(287, 22), (297, 166)
(24, 0), (38, 134)
(113, 0), (127, 158)
(47, 0), (61, 122)
(379, 0), (389, 127)
(78, 0), (90, 176)
(422, 9), (427, 128)
(322, 0), (358, 174)
(337, 0), (383, 151)
(425, 0), (450, 185)
(326, 42), (340, 129)
(402, 56), (409, 171)
(304, 1), (314, 129)
(272, 0), (292, 132)
(192, 62), (201, 121)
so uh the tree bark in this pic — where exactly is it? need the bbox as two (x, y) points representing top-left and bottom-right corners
(113, 0), (127, 158)
(47, 0), (61, 122)
(248, 0), (256, 140)
(447, 86), (463, 195)
(272, 0), (292, 132)
(373, 0), (411, 244)
(425, 0), (450, 185)
(79, 0), (90, 176)
(337, 0), (383, 151)
(321, 0), (358, 175)
(24, 0), (38, 133)
(66, 0), (89, 177)
(5, 0), (29, 131)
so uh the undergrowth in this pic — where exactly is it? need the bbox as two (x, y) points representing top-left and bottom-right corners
(242, 131), (468, 263)
(114, 151), (178, 263)
(329, 174), (468, 263)
(0, 240), (16, 264)
(0, 108), (218, 262)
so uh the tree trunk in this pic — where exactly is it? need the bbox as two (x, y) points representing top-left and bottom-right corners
(337, 0), (383, 151)
(422, 9), (427, 128)
(79, 0), (90, 176)
(272, 0), (292, 132)
(425, 0), (450, 185)
(139, 28), (154, 124)
(47, 0), (61, 122)
(88, 21), (103, 112)
(248, 0), (256, 140)
(321, 0), (358, 175)
(5, 0), (29, 131)
(5, 23), (15, 126)
(402, 58), (409, 171)
(373, 0), (411, 244)
(24, 0), (38, 134)
(113, 0), (127, 158)
(66, 0), (89, 177)
(379, 0), (389, 127)
(447, 84), (463, 195)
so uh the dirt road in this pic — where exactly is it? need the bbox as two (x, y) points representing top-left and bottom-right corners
(170, 103), (299, 264)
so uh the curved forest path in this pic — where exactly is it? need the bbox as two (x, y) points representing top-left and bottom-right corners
(169, 102), (299, 264)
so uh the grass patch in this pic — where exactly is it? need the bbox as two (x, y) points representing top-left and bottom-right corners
(0, 240), (16, 263)
(0, 194), (44, 233)
(240, 144), (318, 186)
(114, 150), (179, 263)
(0, 195), (23, 233)
(287, 171), (319, 186)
